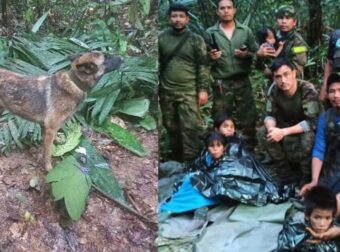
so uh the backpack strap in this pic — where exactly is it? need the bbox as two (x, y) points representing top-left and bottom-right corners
(160, 31), (192, 72)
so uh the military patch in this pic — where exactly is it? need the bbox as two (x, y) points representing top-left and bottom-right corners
(291, 46), (308, 54)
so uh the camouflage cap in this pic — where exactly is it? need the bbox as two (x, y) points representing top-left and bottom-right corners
(276, 5), (296, 18)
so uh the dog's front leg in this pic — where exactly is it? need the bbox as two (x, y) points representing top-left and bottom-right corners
(43, 125), (58, 171)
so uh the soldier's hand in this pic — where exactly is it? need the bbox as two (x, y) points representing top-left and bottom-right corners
(306, 226), (340, 241)
(266, 127), (285, 142)
(299, 181), (318, 198)
(198, 91), (208, 106)
(234, 49), (248, 58)
(257, 43), (276, 57)
(209, 49), (222, 60)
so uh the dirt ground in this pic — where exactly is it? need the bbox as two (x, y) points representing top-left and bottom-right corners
(0, 126), (158, 251)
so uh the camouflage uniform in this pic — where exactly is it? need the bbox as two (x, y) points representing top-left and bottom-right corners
(275, 5), (308, 78)
(276, 30), (308, 78)
(159, 28), (210, 161)
(258, 80), (320, 186)
(206, 21), (258, 150)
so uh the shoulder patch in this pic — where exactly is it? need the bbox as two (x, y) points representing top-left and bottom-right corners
(291, 46), (308, 54)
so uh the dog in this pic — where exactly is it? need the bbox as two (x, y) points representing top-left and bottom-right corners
(0, 51), (123, 171)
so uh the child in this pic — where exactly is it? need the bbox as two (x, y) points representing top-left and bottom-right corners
(257, 27), (284, 78)
(276, 185), (339, 251)
(257, 27), (284, 56)
(160, 131), (228, 216)
(201, 113), (290, 205)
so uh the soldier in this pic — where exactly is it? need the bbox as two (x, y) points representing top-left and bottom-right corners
(205, 0), (258, 151)
(158, 3), (210, 162)
(257, 58), (320, 187)
(257, 5), (308, 78)
(319, 29), (340, 103)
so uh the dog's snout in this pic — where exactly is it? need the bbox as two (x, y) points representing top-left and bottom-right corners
(105, 55), (123, 72)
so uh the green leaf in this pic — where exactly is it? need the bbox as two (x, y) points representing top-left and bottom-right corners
(52, 124), (82, 157)
(77, 138), (125, 202)
(8, 119), (24, 149)
(139, 0), (151, 15)
(138, 114), (156, 131)
(46, 156), (91, 221)
(31, 11), (49, 33)
(116, 97), (150, 118)
(95, 120), (145, 157)
(98, 90), (120, 125)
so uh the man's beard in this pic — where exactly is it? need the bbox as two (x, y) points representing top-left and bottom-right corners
(172, 26), (186, 33)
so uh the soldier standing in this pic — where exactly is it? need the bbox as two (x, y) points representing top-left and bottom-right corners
(257, 5), (308, 79)
(258, 58), (320, 187)
(206, 0), (258, 151)
(159, 3), (210, 162)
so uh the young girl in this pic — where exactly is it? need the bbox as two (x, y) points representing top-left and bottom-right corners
(160, 131), (229, 215)
(257, 27), (284, 78)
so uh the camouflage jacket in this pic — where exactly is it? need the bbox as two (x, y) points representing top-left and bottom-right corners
(266, 80), (320, 131)
(205, 20), (258, 79)
(276, 30), (308, 78)
(158, 28), (210, 95)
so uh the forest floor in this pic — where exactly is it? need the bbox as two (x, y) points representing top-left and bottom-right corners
(0, 126), (158, 252)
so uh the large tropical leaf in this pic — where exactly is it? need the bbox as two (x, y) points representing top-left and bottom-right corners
(32, 12), (49, 33)
(52, 123), (82, 157)
(116, 97), (150, 118)
(46, 156), (92, 221)
(95, 120), (145, 157)
(76, 138), (125, 202)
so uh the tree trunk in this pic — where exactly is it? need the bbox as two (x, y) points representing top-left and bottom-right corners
(307, 0), (322, 46)
(1, 0), (7, 27)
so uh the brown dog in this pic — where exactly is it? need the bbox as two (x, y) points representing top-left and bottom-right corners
(0, 51), (123, 171)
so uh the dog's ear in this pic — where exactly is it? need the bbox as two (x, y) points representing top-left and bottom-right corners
(69, 53), (83, 62)
(76, 62), (99, 75)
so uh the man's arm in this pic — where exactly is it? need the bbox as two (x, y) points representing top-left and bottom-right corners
(266, 120), (305, 142)
(300, 113), (326, 196)
(307, 226), (340, 242)
(320, 31), (336, 102)
(299, 157), (323, 197)
(235, 28), (259, 59)
(320, 60), (333, 102)
(195, 35), (210, 106)
(290, 35), (308, 77)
